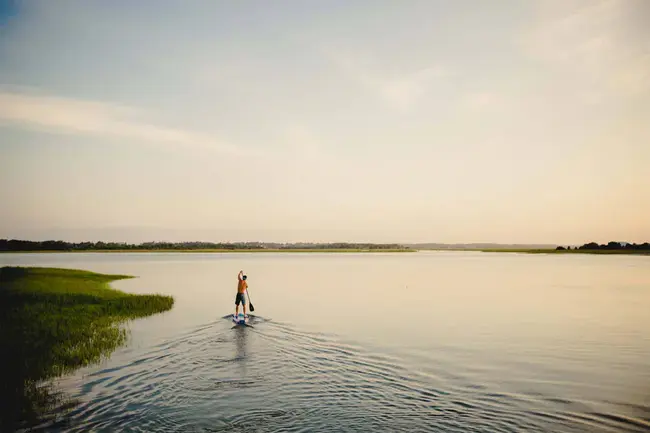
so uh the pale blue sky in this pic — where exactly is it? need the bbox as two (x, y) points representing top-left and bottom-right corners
(1, 0), (649, 244)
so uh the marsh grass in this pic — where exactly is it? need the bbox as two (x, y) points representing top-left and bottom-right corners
(0, 266), (174, 431)
(476, 249), (650, 255)
(1, 248), (415, 253)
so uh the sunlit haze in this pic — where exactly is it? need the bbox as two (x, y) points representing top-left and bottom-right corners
(1, 0), (649, 244)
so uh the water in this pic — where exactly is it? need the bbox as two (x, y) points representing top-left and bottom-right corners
(2, 251), (650, 432)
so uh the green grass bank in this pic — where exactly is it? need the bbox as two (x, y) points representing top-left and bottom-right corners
(0, 266), (174, 431)
(0, 248), (414, 254)
(474, 248), (650, 255)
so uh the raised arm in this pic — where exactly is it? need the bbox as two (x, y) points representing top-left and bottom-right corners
(238, 270), (243, 281)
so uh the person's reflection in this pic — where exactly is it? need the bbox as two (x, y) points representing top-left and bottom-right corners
(234, 326), (248, 361)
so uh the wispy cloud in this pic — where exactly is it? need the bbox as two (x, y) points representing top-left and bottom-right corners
(519, 0), (650, 101)
(521, 0), (621, 64)
(375, 66), (447, 112)
(0, 89), (258, 157)
(324, 48), (447, 112)
(461, 92), (505, 112)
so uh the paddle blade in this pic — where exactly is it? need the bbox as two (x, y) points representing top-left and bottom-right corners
(249, 302), (255, 312)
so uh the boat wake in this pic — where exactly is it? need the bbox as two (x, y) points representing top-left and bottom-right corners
(34, 317), (650, 433)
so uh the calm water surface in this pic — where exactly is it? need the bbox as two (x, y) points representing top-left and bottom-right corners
(2, 251), (650, 432)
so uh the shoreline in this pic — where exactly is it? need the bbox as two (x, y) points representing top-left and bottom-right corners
(0, 248), (415, 254)
(1, 248), (647, 256)
(480, 249), (649, 255)
(423, 248), (650, 256)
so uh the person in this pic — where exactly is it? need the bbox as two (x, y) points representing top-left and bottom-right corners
(235, 270), (248, 317)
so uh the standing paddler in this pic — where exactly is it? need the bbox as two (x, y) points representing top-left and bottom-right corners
(235, 270), (248, 318)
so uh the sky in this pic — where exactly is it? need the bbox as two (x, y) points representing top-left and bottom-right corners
(0, 0), (649, 244)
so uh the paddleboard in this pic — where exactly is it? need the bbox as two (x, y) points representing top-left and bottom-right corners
(232, 313), (248, 325)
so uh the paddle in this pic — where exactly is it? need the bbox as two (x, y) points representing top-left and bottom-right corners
(246, 288), (255, 312)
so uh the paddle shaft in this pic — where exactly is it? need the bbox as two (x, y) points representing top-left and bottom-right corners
(246, 288), (255, 312)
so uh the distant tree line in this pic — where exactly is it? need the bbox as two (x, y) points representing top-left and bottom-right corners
(556, 241), (650, 251)
(0, 239), (409, 252)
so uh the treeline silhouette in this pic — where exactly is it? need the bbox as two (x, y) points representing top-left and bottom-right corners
(0, 239), (409, 252)
(556, 241), (650, 251)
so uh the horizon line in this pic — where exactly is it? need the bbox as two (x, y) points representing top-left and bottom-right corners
(5, 238), (648, 247)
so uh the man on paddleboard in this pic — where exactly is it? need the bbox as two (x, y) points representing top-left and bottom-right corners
(235, 270), (248, 317)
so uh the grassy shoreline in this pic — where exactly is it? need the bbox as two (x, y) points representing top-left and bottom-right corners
(2, 248), (647, 255)
(2, 248), (646, 255)
(0, 248), (415, 254)
(448, 248), (650, 255)
(0, 266), (174, 431)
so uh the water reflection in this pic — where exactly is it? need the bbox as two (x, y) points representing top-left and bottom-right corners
(233, 326), (248, 362)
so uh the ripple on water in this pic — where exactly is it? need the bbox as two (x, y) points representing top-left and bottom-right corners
(33, 315), (650, 433)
